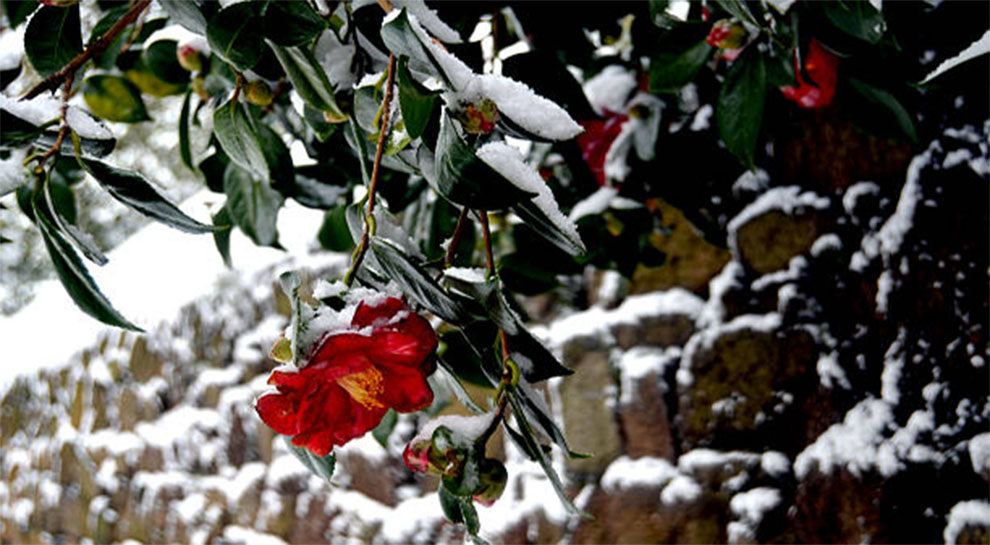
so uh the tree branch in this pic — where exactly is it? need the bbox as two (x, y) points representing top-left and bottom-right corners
(344, 53), (397, 286)
(22, 0), (152, 100)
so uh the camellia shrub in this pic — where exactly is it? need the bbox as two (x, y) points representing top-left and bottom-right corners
(0, 0), (986, 541)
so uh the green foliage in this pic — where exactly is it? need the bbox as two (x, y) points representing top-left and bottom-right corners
(25, 5), (82, 78)
(717, 49), (766, 168)
(82, 75), (151, 123)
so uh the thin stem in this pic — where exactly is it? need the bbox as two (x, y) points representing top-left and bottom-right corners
(231, 72), (244, 105)
(22, 0), (151, 100)
(343, 53), (397, 286)
(443, 207), (471, 268)
(477, 209), (495, 278)
(32, 74), (75, 170)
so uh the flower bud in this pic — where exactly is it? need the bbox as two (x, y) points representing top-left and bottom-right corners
(244, 80), (274, 107)
(402, 440), (433, 473)
(176, 43), (206, 73)
(191, 75), (209, 101)
(706, 19), (747, 50)
(456, 98), (498, 135)
(472, 458), (507, 506)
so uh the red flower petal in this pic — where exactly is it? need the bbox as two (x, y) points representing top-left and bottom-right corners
(256, 392), (301, 436)
(377, 364), (435, 413)
(352, 297), (406, 328)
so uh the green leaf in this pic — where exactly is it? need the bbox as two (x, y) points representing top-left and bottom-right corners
(263, 1), (327, 46)
(24, 4), (82, 78)
(3, 0), (36, 28)
(222, 163), (283, 247)
(823, 0), (884, 44)
(439, 324), (501, 388)
(371, 409), (398, 448)
(32, 198), (142, 331)
(847, 78), (918, 143)
(370, 236), (476, 325)
(213, 98), (269, 180)
(158, 0), (208, 34)
(89, 4), (130, 69)
(268, 42), (347, 122)
(515, 382), (588, 459)
(381, 8), (458, 88)
(716, 49), (765, 168)
(43, 172), (107, 266)
(80, 159), (215, 233)
(396, 56), (439, 140)
(438, 485), (466, 524)
(317, 205), (354, 251)
(498, 253), (558, 295)
(505, 390), (583, 517)
(304, 104), (337, 142)
(255, 123), (295, 189)
(212, 205), (233, 267)
(442, 453), (481, 497)
(120, 49), (187, 97)
(279, 270), (311, 365)
(511, 198), (585, 257)
(0, 109), (47, 150)
(83, 74), (151, 123)
(715, 0), (760, 27)
(434, 111), (535, 210)
(207, 2), (264, 71)
(179, 91), (194, 171)
(143, 40), (190, 85)
(649, 40), (713, 94)
(284, 436), (336, 484)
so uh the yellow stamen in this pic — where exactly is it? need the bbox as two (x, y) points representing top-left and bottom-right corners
(337, 367), (385, 410)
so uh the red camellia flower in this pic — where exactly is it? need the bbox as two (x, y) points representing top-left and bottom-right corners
(256, 297), (437, 456)
(780, 38), (839, 110)
(577, 111), (628, 186)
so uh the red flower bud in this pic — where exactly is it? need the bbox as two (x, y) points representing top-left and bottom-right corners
(780, 38), (839, 110)
(706, 19), (747, 50)
(176, 44), (205, 73)
(457, 98), (499, 134)
(402, 440), (433, 473)
(256, 297), (438, 456)
(472, 458), (508, 506)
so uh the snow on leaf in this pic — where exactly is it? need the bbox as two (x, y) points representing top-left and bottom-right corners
(473, 74), (583, 141)
(921, 29), (990, 85)
(390, 0), (462, 44)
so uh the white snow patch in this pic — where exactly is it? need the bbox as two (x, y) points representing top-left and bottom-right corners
(727, 186), (830, 261)
(660, 475), (702, 506)
(881, 328), (906, 405)
(810, 233), (842, 257)
(842, 181), (881, 217)
(0, 25), (24, 71)
(817, 352), (851, 390)
(469, 74), (582, 141)
(569, 186), (619, 222)
(617, 346), (680, 403)
(944, 500), (990, 545)
(222, 525), (288, 545)
(728, 487), (781, 544)
(583, 65), (637, 116)
(794, 398), (896, 479)
(0, 94), (113, 141)
(600, 456), (679, 492)
(968, 433), (990, 476)
(760, 452), (791, 478)
(922, 29), (990, 84)
(690, 104), (713, 132)
(732, 169), (770, 197)
(409, 412), (496, 446)
(680, 313), (782, 388)
(390, 0), (462, 43)
(876, 269), (894, 315)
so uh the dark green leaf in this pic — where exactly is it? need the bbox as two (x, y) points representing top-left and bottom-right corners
(82, 74), (151, 123)
(505, 390), (583, 516)
(396, 56), (439, 140)
(715, 0), (760, 27)
(442, 452), (481, 496)
(255, 123), (295, 188)
(290, 166), (350, 209)
(207, 2), (264, 71)
(285, 436), (336, 484)
(438, 485), (466, 525)
(268, 42), (347, 122)
(199, 151), (229, 193)
(380, 8), (458, 88)
(847, 78), (917, 143)
(222, 163), (283, 247)
(371, 409), (398, 448)
(515, 383), (587, 458)
(43, 172), (107, 266)
(24, 4), (82, 78)
(263, 1), (326, 46)
(649, 40), (713, 94)
(823, 0), (884, 44)
(179, 90), (194, 171)
(159, 0), (207, 34)
(511, 198), (585, 257)
(304, 104), (337, 142)
(89, 4), (129, 69)
(317, 205), (353, 251)
(3, 0), (36, 28)
(434, 111), (535, 210)
(498, 252), (558, 295)
(143, 40), (190, 85)
(370, 236), (477, 324)
(0, 110), (46, 150)
(716, 49), (765, 168)
(212, 205), (233, 267)
(32, 199), (142, 331)
(80, 158), (214, 233)
(213, 98), (269, 180)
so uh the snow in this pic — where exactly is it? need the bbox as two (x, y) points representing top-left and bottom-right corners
(732, 169), (771, 197)
(569, 187), (619, 222)
(760, 452), (791, 478)
(266, 454), (310, 489)
(842, 181), (881, 217)
(443, 266), (488, 284)
(853, 150), (930, 271)
(691, 105), (714, 132)
(794, 398), (897, 479)
(386, 9), (474, 92)
(470, 74), (583, 141)
(881, 328), (906, 405)
(0, 25), (23, 71)
(727, 186), (830, 261)
(922, 29), (990, 84)
(660, 475), (702, 506)
(968, 433), (990, 476)
(944, 500), (990, 545)
(409, 412), (496, 446)
(227, 463), (267, 506)
(617, 346), (680, 403)
(380, 494), (447, 543)
(390, 0), (461, 43)
(476, 142), (583, 251)
(817, 352), (851, 390)
(583, 65), (636, 116)
(728, 487), (781, 544)
(679, 313), (782, 387)
(0, 94), (113, 141)
(810, 233), (842, 257)
(600, 456), (679, 492)
(678, 449), (760, 474)
(699, 262), (745, 329)
(223, 525), (289, 545)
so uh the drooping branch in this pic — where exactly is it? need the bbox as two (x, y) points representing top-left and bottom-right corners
(343, 53), (398, 286)
(22, 0), (152, 100)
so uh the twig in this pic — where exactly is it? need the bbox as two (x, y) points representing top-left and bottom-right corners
(343, 53), (397, 286)
(443, 207), (471, 268)
(22, 0), (151, 100)
(476, 209), (495, 278)
(32, 74), (75, 170)
(231, 72), (245, 105)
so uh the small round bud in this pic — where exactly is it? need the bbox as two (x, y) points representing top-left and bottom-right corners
(176, 43), (206, 73)
(472, 458), (508, 506)
(244, 80), (274, 107)
(706, 19), (747, 50)
(456, 98), (499, 135)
